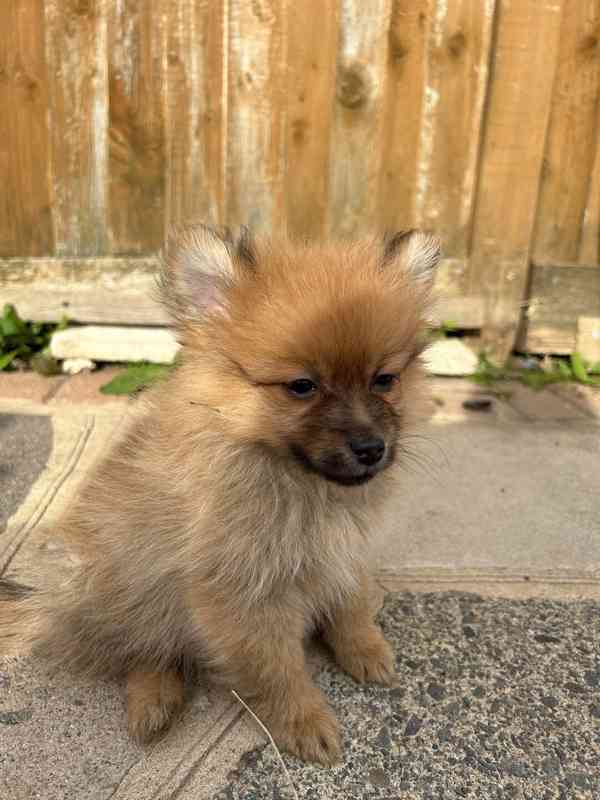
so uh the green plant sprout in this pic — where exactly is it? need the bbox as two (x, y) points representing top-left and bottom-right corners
(0, 304), (67, 374)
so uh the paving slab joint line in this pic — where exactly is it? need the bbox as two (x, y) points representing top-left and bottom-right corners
(110, 701), (244, 800)
(41, 375), (70, 403)
(167, 708), (245, 800)
(548, 384), (599, 419)
(0, 414), (95, 575)
(376, 567), (600, 583)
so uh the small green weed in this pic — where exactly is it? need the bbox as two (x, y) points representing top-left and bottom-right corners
(470, 352), (600, 390)
(100, 362), (174, 395)
(429, 320), (459, 340)
(0, 304), (67, 374)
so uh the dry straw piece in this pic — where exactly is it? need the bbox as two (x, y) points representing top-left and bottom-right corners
(231, 689), (300, 800)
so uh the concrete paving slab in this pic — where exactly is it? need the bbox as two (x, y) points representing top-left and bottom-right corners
(505, 382), (591, 421)
(0, 405), (131, 582)
(215, 592), (600, 800)
(428, 386), (522, 423)
(550, 384), (600, 419)
(0, 373), (65, 404)
(3, 592), (599, 800)
(110, 687), (262, 800)
(49, 367), (129, 405)
(378, 419), (600, 583)
(0, 656), (139, 800)
(0, 414), (52, 534)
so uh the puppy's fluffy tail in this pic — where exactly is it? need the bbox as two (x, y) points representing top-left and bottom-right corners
(0, 576), (112, 674)
(0, 574), (191, 678)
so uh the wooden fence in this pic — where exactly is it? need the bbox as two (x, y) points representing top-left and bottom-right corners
(1, 0), (599, 359)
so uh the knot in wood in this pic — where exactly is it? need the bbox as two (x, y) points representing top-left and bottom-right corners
(448, 30), (466, 59)
(337, 63), (369, 109)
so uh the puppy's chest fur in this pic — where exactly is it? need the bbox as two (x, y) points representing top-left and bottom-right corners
(188, 461), (386, 616)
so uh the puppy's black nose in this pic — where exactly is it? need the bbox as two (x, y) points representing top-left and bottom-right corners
(348, 436), (385, 466)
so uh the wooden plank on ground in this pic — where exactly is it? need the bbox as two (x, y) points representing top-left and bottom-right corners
(107, 0), (166, 253)
(521, 263), (600, 354)
(576, 316), (600, 362)
(165, 0), (227, 230)
(328, 0), (392, 237)
(378, 0), (428, 232)
(532, 0), (600, 263)
(0, 258), (167, 325)
(433, 258), (484, 327)
(285, 0), (339, 239)
(45, 0), (109, 256)
(469, 0), (563, 361)
(416, 0), (496, 258)
(226, 0), (286, 232)
(0, 0), (53, 256)
(0, 256), (484, 329)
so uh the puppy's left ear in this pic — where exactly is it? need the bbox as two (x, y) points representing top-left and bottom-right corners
(382, 229), (441, 287)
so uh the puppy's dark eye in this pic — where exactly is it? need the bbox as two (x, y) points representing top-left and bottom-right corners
(371, 373), (395, 393)
(287, 378), (318, 398)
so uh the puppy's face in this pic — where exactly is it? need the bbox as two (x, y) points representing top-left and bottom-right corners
(160, 227), (440, 486)
(270, 364), (403, 487)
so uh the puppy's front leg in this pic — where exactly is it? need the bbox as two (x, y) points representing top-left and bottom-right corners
(323, 574), (396, 686)
(192, 598), (342, 765)
(126, 668), (185, 743)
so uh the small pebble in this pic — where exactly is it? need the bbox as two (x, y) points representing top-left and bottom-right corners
(462, 398), (492, 412)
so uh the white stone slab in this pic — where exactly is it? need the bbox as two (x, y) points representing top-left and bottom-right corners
(423, 338), (478, 376)
(51, 326), (179, 365)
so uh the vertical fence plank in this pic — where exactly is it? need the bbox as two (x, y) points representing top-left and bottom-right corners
(416, 0), (496, 258)
(378, 0), (428, 232)
(285, 1), (339, 239)
(165, 0), (227, 231)
(107, 0), (166, 254)
(45, 0), (109, 256)
(227, 0), (287, 233)
(328, 0), (392, 237)
(470, 0), (563, 360)
(580, 128), (600, 265)
(0, 0), (53, 256)
(532, 0), (600, 263)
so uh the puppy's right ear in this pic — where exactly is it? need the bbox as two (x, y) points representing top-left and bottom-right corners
(158, 224), (255, 324)
(381, 229), (441, 289)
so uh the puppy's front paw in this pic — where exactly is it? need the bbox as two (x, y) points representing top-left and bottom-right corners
(126, 669), (184, 744)
(276, 702), (342, 765)
(333, 626), (396, 686)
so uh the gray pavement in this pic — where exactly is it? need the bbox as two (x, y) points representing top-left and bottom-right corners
(0, 376), (599, 799)
(0, 414), (52, 532)
(380, 419), (600, 584)
(217, 592), (600, 800)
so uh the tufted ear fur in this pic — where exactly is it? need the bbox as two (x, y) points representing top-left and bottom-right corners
(158, 223), (256, 324)
(381, 229), (441, 288)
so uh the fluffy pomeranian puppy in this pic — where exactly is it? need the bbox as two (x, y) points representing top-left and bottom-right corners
(1, 225), (440, 764)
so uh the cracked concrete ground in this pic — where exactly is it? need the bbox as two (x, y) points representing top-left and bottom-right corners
(217, 592), (600, 800)
(0, 372), (598, 799)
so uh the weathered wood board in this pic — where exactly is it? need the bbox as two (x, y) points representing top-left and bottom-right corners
(469, 0), (564, 360)
(107, 0), (166, 254)
(0, 1), (599, 355)
(520, 263), (600, 354)
(0, 256), (484, 329)
(45, 0), (109, 256)
(327, 0), (392, 237)
(285, 0), (339, 238)
(0, 0), (53, 257)
(533, 0), (600, 264)
(165, 0), (227, 229)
